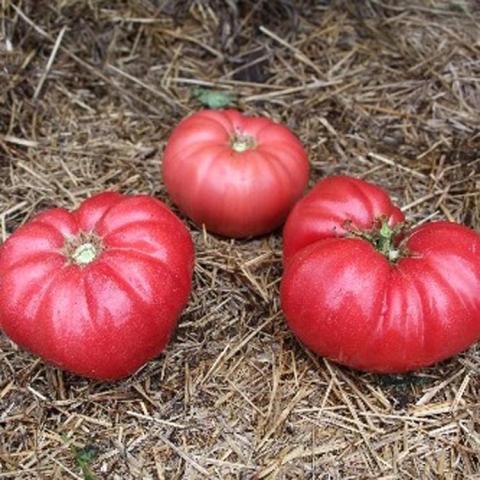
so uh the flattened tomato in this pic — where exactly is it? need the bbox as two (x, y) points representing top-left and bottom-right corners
(281, 176), (480, 373)
(163, 109), (309, 238)
(0, 192), (194, 380)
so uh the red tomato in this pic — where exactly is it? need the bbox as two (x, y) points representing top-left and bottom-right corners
(163, 109), (309, 238)
(0, 192), (194, 380)
(281, 176), (480, 373)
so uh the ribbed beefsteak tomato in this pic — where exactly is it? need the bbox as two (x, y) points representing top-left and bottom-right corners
(163, 109), (309, 238)
(281, 176), (480, 373)
(0, 192), (194, 380)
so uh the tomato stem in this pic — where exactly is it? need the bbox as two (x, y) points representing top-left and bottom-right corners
(345, 219), (405, 263)
(378, 223), (392, 251)
(72, 243), (97, 265)
(375, 221), (401, 262)
(64, 233), (103, 266)
(376, 222), (402, 262)
(231, 134), (256, 153)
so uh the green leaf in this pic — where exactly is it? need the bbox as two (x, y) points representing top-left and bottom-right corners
(193, 88), (235, 109)
(448, 2), (469, 14)
(82, 470), (98, 480)
(73, 445), (99, 480)
(76, 445), (98, 465)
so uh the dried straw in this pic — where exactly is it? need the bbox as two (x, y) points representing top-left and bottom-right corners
(1, 1), (479, 478)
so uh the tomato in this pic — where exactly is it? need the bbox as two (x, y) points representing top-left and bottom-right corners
(0, 192), (194, 380)
(163, 109), (309, 238)
(281, 176), (480, 373)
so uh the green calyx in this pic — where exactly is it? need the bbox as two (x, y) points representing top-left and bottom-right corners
(345, 218), (406, 263)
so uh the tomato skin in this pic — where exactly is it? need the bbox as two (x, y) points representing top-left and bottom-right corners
(281, 176), (480, 373)
(0, 192), (194, 380)
(283, 175), (405, 264)
(163, 109), (309, 238)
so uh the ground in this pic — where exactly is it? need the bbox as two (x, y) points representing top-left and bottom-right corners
(1, 1), (480, 479)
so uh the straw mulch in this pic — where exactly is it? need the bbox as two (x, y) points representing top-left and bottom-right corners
(1, 1), (480, 478)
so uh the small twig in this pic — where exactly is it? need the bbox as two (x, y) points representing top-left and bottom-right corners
(367, 153), (428, 179)
(243, 79), (342, 102)
(157, 433), (210, 477)
(12, 4), (172, 115)
(401, 189), (448, 212)
(106, 64), (187, 111)
(259, 25), (324, 77)
(257, 387), (313, 449)
(0, 135), (39, 147)
(33, 25), (66, 100)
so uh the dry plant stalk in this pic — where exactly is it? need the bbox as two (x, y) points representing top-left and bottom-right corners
(0, 0), (479, 478)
